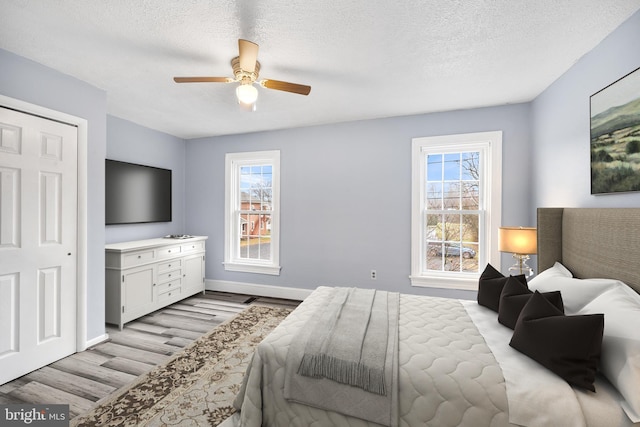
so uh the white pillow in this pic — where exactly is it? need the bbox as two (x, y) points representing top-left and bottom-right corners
(578, 285), (640, 422)
(530, 261), (573, 281)
(528, 262), (623, 314)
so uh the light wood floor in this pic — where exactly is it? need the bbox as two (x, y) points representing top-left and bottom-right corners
(0, 291), (300, 419)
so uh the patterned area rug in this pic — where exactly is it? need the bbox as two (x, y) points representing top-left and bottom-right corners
(72, 305), (292, 427)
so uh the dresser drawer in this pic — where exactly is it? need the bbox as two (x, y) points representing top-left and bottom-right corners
(123, 250), (155, 267)
(158, 269), (182, 284)
(182, 241), (205, 253)
(157, 245), (181, 258)
(157, 278), (181, 294)
(158, 259), (182, 273)
(158, 286), (182, 302)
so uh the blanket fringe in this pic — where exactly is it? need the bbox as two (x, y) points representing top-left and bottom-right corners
(298, 353), (387, 396)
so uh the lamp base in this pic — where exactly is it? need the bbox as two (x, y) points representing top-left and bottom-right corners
(508, 253), (534, 277)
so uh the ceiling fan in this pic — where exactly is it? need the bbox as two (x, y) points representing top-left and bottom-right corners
(174, 39), (311, 110)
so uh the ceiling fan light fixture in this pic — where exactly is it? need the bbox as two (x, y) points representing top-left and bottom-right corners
(236, 83), (258, 105)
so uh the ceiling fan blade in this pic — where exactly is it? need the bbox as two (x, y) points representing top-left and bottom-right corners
(173, 77), (232, 83)
(238, 39), (259, 73)
(261, 79), (311, 95)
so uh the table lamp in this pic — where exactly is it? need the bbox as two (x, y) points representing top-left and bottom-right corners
(498, 226), (537, 277)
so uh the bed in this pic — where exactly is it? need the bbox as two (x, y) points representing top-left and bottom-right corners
(226, 208), (640, 427)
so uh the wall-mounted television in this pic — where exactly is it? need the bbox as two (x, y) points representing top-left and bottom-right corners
(105, 159), (172, 225)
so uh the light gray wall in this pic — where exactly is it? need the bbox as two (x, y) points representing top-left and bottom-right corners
(0, 48), (107, 342)
(531, 10), (640, 208)
(186, 104), (532, 300)
(106, 116), (188, 243)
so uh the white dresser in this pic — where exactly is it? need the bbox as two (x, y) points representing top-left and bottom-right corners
(105, 236), (208, 329)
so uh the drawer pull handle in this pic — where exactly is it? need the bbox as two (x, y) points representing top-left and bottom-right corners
(168, 274), (171, 277)
(168, 264), (171, 268)
(138, 255), (141, 259)
(168, 250), (171, 253)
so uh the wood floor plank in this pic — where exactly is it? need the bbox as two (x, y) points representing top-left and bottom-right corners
(158, 308), (217, 321)
(199, 292), (253, 304)
(0, 377), (30, 394)
(23, 367), (116, 402)
(138, 313), (217, 333)
(69, 349), (113, 365)
(0, 392), (25, 404)
(191, 298), (248, 309)
(9, 382), (94, 417)
(51, 357), (137, 389)
(101, 357), (156, 377)
(94, 342), (170, 365)
(164, 336), (194, 348)
(107, 334), (183, 356)
(193, 304), (245, 315)
(124, 321), (169, 335)
(161, 328), (203, 340)
(166, 303), (230, 316)
(106, 327), (172, 345)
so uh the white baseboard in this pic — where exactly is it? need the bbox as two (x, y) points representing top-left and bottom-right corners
(206, 279), (313, 301)
(85, 332), (109, 349)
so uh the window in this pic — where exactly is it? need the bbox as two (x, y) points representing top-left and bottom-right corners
(224, 150), (281, 275)
(410, 131), (502, 290)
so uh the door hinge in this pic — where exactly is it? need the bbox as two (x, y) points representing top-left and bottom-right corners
(122, 275), (125, 282)
(122, 306), (125, 313)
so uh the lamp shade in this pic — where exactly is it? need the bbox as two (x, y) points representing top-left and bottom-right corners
(236, 83), (258, 104)
(498, 226), (537, 255)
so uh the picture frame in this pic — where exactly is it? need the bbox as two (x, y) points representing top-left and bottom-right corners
(590, 66), (640, 194)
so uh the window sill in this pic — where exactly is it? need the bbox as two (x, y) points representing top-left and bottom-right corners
(410, 274), (479, 291)
(223, 262), (281, 276)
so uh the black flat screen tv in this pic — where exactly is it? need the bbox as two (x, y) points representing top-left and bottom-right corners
(105, 159), (172, 225)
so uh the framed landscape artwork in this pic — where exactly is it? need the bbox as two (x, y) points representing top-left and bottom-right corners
(590, 66), (640, 194)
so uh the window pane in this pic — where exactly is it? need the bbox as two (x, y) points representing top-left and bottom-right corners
(443, 182), (460, 209)
(426, 183), (442, 210)
(442, 213), (461, 242)
(426, 154), (442, 181)
(461, 152), (479, 180)
(461, 213), (479, 244)
(461, 181), (479, 210)
(462, 214), (479, 273)
(461, 243), (479, 273)
(443, 153), (460, 180)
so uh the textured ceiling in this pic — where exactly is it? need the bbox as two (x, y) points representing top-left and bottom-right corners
(1, 1), (639, 139)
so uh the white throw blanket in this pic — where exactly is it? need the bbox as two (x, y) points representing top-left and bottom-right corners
(284, 288), (400, 427)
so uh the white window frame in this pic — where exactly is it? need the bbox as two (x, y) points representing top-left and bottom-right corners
(224, 150), (281, 275)
(410, 131), (502, 290)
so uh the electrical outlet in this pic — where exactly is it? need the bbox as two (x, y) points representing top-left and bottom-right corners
(371, 270), (377, 280)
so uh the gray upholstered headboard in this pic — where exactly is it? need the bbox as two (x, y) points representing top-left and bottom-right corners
(537, 208), (640, 294)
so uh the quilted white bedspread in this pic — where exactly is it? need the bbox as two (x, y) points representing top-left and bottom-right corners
(233, 287), (513, 427)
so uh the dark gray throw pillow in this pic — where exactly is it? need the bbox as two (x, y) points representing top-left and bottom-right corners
(477, 263), (527, 312)
(498, 276), (564, 329)
(509, 291), (604, 391)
